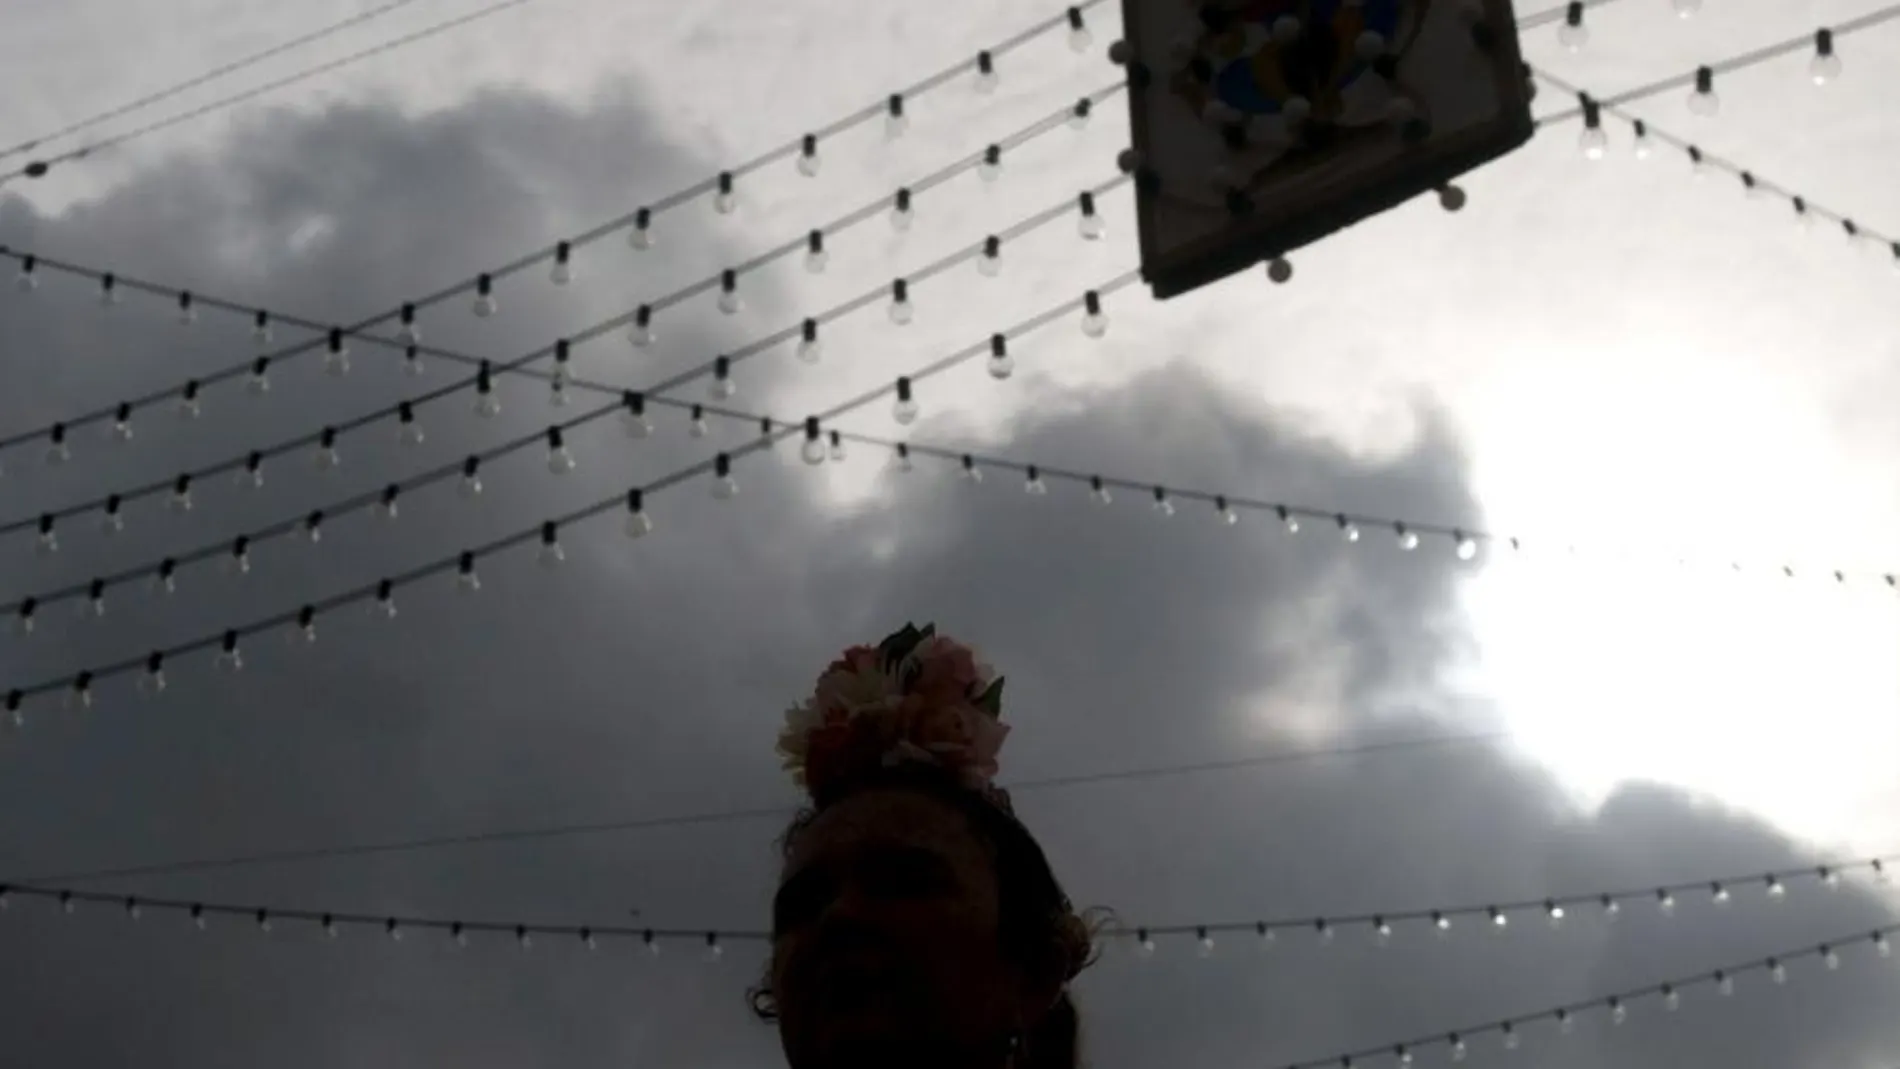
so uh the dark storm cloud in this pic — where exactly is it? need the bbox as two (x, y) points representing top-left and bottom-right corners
(0, 78), (1893, 1069)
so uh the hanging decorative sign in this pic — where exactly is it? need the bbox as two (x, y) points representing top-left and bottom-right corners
(1117, 0), (1535, 298)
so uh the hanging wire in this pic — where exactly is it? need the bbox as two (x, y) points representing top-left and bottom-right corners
(0, 0), (542, 184)
(10, 731), (1519, 885)
(0, 139), (1132, 543)
(0, 269), (1144, 715)
(0, 0), (1113, 452)
(0, 0), (438, 162)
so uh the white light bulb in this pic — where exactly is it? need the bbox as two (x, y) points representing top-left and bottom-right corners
(893, 398), (920, 425)
(1136, 935), (1156, 959)
(461, 473), (483, 498)
(1718, 973), (1735, 996)
(548, 447), (577, 475)
(476, 394), (502, 418)
(629, 321), (654, 349)
(315, 446), (341, 471)
(714, 189), (738, 215)
(550, 260), (574, 286)
(1068, 101), (1091, 131)
(1810, 52), (1843, 85)
(796, 335), (822, 364)
(988, 352), (1015, 380)
(890, 448), (914, 473)
(710, 376), (736, 401)
(1068, 24), (1092, 52)
(1771, 961), (1787, 984)
(1456, 537), (1479, 560)
(1081, 309), (1108, 338)
(1611, 1002), (1627, 1025)
(1664, 988), (1681, 1011)
(397, 321), (420, 345)
(1025, 473), (1049, 496)
(1502, 1028), (1521, 1051)
(14, 266), (37, 292)
(886, 110), (909, 139)
(801, 438), (827, 465)
(1579, 126), (1609, 160)
(177, 395), (202, 420)
(1196, 932), (1215, 958)
(689, 415), (710, 438)
(1341, 522), (1361, 543)
(247, 370), (270, 396)
(828, 438), (847, 463)
(473, 293), (498, 318)
(718, 289), (743, 315)
(621, 410), (653, 439)
(974, 60), (998, 94)
(805, 246), (828, 274)
(1633, 129), (1655, 160)
(1687, 86), (1720, 117)
(324, 348), (350, 377)
(1557, 20), (1588, 51)
(458, 569), (482, 594)
(1397, 529), (1419, 551)
(797, 150), (821, 178)
(977, 156), (1002, 183)
(625, 510), (653, 539)
(1079, 213), (1106, 241)
(629, 224), (653, 250)
(1824, 947), (1841, 970)
(889, 297), (914, 325)
(712, 475), (739, 501)
(890, 203), (914, 232)
(538, 542), (565, 569)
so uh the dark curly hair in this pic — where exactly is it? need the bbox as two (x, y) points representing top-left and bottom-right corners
(751, 762), (1099, 1069)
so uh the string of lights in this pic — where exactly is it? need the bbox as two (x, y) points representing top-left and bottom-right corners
(0, 0), (1111, 452)
(1258, 923), (1895, 1068)
(1543, 72), (1898, 259)
(0, 150), (1124, 546)
(1533, 6), (1900, 126)
(0, 267), (1147, 719)
(0, 873), (1889, 978)
(12, 730), (1520, 886)
(0, 0), (542, 185)
(0, 0), (438, 162)
(1118, 857), (1893, 952)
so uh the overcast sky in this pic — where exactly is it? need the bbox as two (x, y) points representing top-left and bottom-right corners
(0, 0), (1896, 1067)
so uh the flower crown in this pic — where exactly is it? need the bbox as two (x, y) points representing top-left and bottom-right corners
(777, 623), (1012, 809)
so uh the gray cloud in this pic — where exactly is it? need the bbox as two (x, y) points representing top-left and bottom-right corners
(0, 73), (1893, 1069)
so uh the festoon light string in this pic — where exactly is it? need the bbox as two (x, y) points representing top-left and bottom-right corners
(0, 869), (1889, 982)
(1535, 4), (1900, 125)
(1114, 856), (1893, 957)
(1256, 922), (1896, 1068)
(0, 94), (1130, 542)
(0, 0), (1114, 452)
(0, 267), (1146, 719)
(1544, 67), (1899, 261)
(0, 169), (1135, 641)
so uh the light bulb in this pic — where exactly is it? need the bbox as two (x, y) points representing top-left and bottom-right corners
(1718, 972), (1736, 996)
(538, 542), (565, 569)
(801, 436), (827, 465)
(714, 173), (738, 215)
(1663, 987), (1681, 1011)
(1810, 51), (1843, 85)
(1632, 122), (1655, 160)
(712, 475), (739, 501)
(621, 407), (653, 439)
(324, 347), (350, 378)
(461, 473), (483, 498)
(1081, 293), (1108, 337)
(550, 259), (573, 286)
(975, 52), (999, 94)
(629, 307), (655, 348)
(99, 278), (121, 306)
(1687, 69), (1720, 117)
(1025, 469), (1049, 496)
(960, 457), (984, 483)
(1066, 8), (1092, 52)
(796, 320), (822, 364)
(893, 397), (919, 425)
(457, 558), (482, 594)
(1546, 902), (1566, 926)
(1712, 883), (1731, 906)
(396, 317), (420, 346)
(315, 446), (341, 471)
(473, 292), (497, 318)
(689, 408), (710, 438)
(177, 390), (203, 419)
(548, 446), (576, 475)
(1374, 920), (1393, 945)
(1767, 875), (1787, 899)
(890, 192), (915, 231)
(805, 233), (828, 274)
(1281, 509), (1302, 535)
(1610, 1001), (1627, 1025)
(247, 367), (270, 396)
(977, 146), (1002, 183)
(1502, 1026), (1520, 1051)
(1450, 1038), (1467, 1062)
(1397, 527), (1420, 551)
(1136, 931), (1156, 959)
(1657, 890), (1676, 914)
(797, 136), (822, 177)
(629, 220), (653, 250)
(710, 359), (737, 400)
(890, 446), (914, 473)
(1153, 491), (1175, 518)
(1340, 520), (1361, 543)
(978, 248), (1002, 277)
(1771, 960), (1787, 984)
(476, 393), (501, 418)
(625, 508), (653, 539)
(885, 100), (909, 139)
(1068, 98), (1092, 130)
(1196, 930), (1215, 957)
(889, 281), (913, 325)
(1078, 192), (1106, 239)
(14, 263), (37, 291)
(988, 336), (1014, 380)
(1456, 536), (1479, 560)
(177, 297), (197, 325)
(1557, 16), (1588, 51)
(1579, 125), (1609, 159)
(718, 280), (743, 315)
(1672, 0), (1701, 14)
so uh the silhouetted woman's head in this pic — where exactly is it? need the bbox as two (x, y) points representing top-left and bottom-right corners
(752, 625), (1094, 1069)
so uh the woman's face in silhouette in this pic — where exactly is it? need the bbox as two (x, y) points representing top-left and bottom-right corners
(771, 787), (1029, 1069)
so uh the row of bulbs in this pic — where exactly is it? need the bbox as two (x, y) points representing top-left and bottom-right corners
(2, 169), (1117, 481)
(3, 277), (1116, 555)
(1556, 7), (1846, 93)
